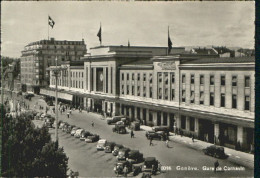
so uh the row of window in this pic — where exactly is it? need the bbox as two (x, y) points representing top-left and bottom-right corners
(122, 72), (153, 83)
(181, 90), (250, 110)
(121, 85), (153, 98)
(182, 74), (250, 87)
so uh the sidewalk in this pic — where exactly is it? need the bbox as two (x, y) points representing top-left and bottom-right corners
(140, 125), (254, 170)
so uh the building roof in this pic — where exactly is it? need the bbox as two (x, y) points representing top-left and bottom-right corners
(119, 59), (153, 69)
(181, 56), (255, 64)
(191, 47), (218, 55)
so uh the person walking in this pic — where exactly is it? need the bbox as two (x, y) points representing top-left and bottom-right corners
(91, 121), (94, 127)
(69, 109), (72, 114)
(131, 130), (134, 138)
(150, 137), (153, 146)
(192, 134), (195, 142)
(123, 166), (128, 177)
(166, 139), (169, 148)
(214, 160), (219, 173)
(67, 112), (70, 118)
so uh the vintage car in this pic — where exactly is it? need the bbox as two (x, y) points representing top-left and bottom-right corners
(80, 131), (92, 141)
(112, 144), (124, 156)
(71, 127), (80, 136)
(130, 121), (141, 131)
(115, 121), (125, 126)
(202, 145), (227, 159)
(145, 131), (166, 140)
(62, 123), (70, 132)
(85, 134), (100, 143)
(112, 125), (127, 134)
(114, 160), (133, 175)
(142, 157), (158, 175)
(105, 142), (116, 153)
(152, 126), (170, 134)
(107, 116), (125, 125)
(117, 148), (131, 161)
(126, 150), (144, 164)
(59, 122), (66, 129)
(74, 129), (85, 138)
(96, 139), (107, 150)
(66, 125), (76, 134)
(44, 117), (55, 128)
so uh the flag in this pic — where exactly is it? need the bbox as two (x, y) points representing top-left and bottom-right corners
(128, 40), (130, 47)
(49, 16), (55, 28)
(97, 24), (102, 44)
(168, 26), (172, 54)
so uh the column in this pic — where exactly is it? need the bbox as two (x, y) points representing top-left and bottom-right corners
(176, 114), (181, 128)
(134, 107), (138, 119)
(83, 97), (87, 110)
(161, 112), (164, 126)
(214, 123), (219, 144)
(167, 113), (170, 127)
(108, 66), (111, 94)
(153, 112), (157, 126)
(103, 67), (106, 93)
(129, 107), (132, 120)
(237, 126), (243, 146)
(146, 109), (149, 125)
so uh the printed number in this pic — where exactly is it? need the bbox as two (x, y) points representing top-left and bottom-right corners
(161, 166), (172, 171)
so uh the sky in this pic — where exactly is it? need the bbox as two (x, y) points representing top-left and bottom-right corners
(1, 1), (255, 58)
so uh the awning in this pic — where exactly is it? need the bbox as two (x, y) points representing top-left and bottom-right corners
(40, 89), (73, 101)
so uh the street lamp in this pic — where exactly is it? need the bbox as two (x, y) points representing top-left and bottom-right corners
(49, 57), (67, 146)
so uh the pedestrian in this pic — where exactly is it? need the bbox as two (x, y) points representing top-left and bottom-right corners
(214, 160), (219, 173)
(158, 161), (162, 173)
(192, 134), (195, 142)
(166, 139), (169, 148)
(60, 109), (62, 114)
(131, 130), (134, 138)
(150, 137), (153, 146)
(67, 112), (70, 118)
(123, 166), (128, 177)
(91, 121), (94, 127)
(69, 109), (72, 114)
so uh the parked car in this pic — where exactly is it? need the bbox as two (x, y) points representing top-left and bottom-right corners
(145, 131), (166, 140)
(107, 116), (125, 125)
(59, 122), (66, 129)
(74, 129), (84, 138)
(152, 126), (170, 135)
(117, 148), (131, 161)
(202, 145), (227, 159)
(130, 121), (141, 131)
(112, 144), (124, 156)
(142, 157), (158, 175)
(71, 127), (80, 136)
(115, 121), (125, 126)
(96, 139), (107, 150)
(62, 123), (69, 132)
(80, 131), (92, 141)
(105, 142), (116, 153)
(66, 125), (76, 134)
(85, 134), (100, 143)
(112, 125), (127, 134)
(44, 117), (55, 128)
(114, 160), (133, 175)
(127, 150), (144, 164)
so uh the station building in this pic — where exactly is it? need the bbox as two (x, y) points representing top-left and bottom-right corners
(45, 45), (254, 152)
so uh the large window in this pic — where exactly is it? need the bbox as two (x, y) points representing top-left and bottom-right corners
(200, 75), (204, 85)
(182, 74), (186, 83)
(221, 94), (225, 107)
(143, 87), (146, 97)
(122, 73), (124, 81)
(210, 92), (214, 106)
(245, 96), (250, 110)
(191, 74), (195, 84)
(164, 88), (168, 100)
(132, 86), (135, 95)
(221, 75), (225, 86)
(210, 75), (215, 85)
(137, 73), (140, 81)
(127, 85), (129, 95)
(182, 90), (186, 102)
(232, 94), (237, 109)
(127, 73), (129, 80)
(121, 85), (124, 95)
(245, 76), (250, 87)
(232, 76), (237, 87)
(181, 116), (186, 129)
(143, 73), (146, 81)
(171, 89), (175, 100)
(200, 92), (204, 105)
(171, 73), (175, 84)
(164, 73), (168, 85)
(150, 87), (153, 98)
(149, 73), (153, 84)
(132, 73), (135, 80)
(190, 91), (195, 104)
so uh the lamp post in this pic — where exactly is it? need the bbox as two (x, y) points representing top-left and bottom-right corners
(49, 57), (67, 146)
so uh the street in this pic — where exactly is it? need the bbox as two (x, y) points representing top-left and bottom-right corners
(28, 95), (254, 177)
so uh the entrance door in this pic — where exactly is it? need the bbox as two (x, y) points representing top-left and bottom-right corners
(157, 112), (161, 126)
(169, 114), (174, 131)
(198, 119), (214, 143)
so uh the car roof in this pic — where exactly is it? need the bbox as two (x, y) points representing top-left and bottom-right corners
(145, 157), (156, 161)
(98, 139), (106, 143)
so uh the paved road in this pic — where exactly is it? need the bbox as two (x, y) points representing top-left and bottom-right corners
(32, 96), (254, 177)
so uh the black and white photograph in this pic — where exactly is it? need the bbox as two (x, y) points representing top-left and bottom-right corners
(0, 1), (255, 178)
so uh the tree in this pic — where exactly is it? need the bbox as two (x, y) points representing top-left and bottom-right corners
(1, 110), (69, 177)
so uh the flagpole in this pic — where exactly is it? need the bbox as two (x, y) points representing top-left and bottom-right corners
(48, 15), (49, 40)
